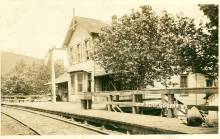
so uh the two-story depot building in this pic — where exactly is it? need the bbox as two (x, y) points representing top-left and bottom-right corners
(52, 16), (218, 110)
(55, 16), (113, 102)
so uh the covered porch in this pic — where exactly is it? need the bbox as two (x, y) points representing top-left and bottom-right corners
(67, 60), (122, 102)
(45, 72), (69, 102)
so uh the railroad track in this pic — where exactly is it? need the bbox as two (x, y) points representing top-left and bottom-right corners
(1, 112), (41, 135)
(2, 105), (124, 135)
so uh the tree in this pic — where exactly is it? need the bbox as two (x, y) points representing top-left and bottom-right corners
(178, 5), (218, 79)
(1, 60), (31, 96)
(1, 59), (66, 96)
(157, 11), (199, 86)
(94, 5), (199, 89)
(198, 4), (218, 78)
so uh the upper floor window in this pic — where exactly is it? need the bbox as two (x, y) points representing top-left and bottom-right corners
(69, 47), (74, 62)
(85, 40), (90, 60)
(77, 44), (81, 62)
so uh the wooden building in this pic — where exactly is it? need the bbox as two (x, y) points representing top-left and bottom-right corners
(52, 15), (218, 120)
(61, 16), (114, 102)
(148, 72), (218, 105)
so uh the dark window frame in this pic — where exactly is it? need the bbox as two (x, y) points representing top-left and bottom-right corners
(206, 79), (213, 87)
(77, 72), (83, 92)
(180, 75), (189, 96)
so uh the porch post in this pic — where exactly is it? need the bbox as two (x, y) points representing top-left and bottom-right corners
(91, 70), (95, 93)
(84, 72), (88, 92)
(74, 73), (78, 95)
(58, 84), (62, 101)
(67, 73), (72, 102)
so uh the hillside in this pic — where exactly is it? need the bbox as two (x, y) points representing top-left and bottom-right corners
(0, 51), (44, 75)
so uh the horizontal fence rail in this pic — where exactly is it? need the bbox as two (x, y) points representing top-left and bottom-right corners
(92, 87), (218, 96)
(81, 87), (218, 118)
(1, 95), (51, 102)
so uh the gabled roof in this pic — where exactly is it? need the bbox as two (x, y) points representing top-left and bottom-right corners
(74, 16), (109, 33)
(63, 16), (109, 47)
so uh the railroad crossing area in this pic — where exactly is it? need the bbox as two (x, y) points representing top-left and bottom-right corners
(1, 102), (218, 135)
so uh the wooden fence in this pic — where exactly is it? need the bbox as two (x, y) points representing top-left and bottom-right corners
(1, 95), (51, 103)
(81, 87), (218, 118)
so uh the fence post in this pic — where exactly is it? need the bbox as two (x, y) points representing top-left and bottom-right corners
(161, 94), (165, 116)
(136, 94), (143, 114)
(115, 95), (119, 102)
(132, 94), (136, 114)
(107, 95), (113, 111)
(167, 93), (175, 118)
(174, 99), (178, 117)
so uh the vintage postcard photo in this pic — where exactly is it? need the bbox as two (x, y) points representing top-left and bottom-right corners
(0, 0), (219, 137)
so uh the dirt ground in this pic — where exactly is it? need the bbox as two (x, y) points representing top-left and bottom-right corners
(1, 113), (37, 135)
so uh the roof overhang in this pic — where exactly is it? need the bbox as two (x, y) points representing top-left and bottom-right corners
(67, 60), (93, 73)
(94, 71), (113, 77)
(45, 72), (68, 85)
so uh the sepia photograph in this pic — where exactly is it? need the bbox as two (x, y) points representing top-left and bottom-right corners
(0, 0), (219, 137)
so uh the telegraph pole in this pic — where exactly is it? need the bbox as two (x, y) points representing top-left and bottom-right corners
(51, 47), (56, 103)
(46, 47), (67, 102)
(91, 40), (95, 93)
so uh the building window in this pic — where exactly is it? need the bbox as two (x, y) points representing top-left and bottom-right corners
(77, 44), (81, 62)
(71, 74), (75, 94)
(77, 73), (83, 92)
(69, 47), (75, 63)
(180, 75), (188, 88)
(85, 40), (90, 60)
(63, 83), (68, 98)
(180, 75), (188, 96)
(206, 79), (213, 87)
(87, 73), (91, 92)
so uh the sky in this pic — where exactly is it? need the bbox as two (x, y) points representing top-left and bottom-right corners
(0, 0), (216, 59)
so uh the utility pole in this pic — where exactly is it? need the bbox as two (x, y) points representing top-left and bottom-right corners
(50, 47), (56, 103)
(91, 40), (95, 93)
(46, 47), (67, 102)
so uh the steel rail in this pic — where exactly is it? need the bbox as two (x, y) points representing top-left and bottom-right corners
(1, 112), (41, 135)
(2, 105), (121, 135)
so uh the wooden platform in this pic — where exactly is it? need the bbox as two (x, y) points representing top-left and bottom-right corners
(2, 102), (218, 134)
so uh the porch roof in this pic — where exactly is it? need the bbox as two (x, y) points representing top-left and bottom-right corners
(68, 61), (93, 73)
(94, 71), (113, 77)
(45, 72), (68, 85)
